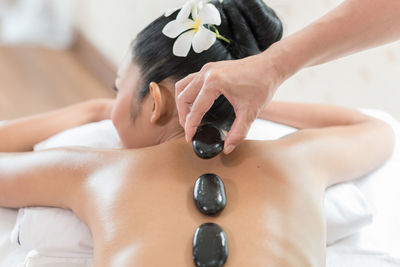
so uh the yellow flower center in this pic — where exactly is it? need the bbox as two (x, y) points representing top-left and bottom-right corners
(193, 19), (201, 32)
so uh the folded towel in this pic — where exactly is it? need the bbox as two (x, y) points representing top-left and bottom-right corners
(324, 183), (373, 245)
(33, 120), (122, 151)
(16, 250), (93, 267)
(10, 208), (93, 258)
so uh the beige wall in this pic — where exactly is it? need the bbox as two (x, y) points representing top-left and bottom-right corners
(74, 0), (181, 65)
(74, 0), (400, 119)
(269, 0), (400, 119)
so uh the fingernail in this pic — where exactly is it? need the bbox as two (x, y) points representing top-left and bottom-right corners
(224, 145), (235, 155)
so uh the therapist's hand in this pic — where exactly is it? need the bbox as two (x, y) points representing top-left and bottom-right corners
(177, 0), (400, 154)
(175, 47), (290, 154)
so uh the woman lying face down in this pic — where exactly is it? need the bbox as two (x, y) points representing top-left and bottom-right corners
(0, 0), (395, 267)
(111, 0), (283, 149)
(111, 57), (185, 149)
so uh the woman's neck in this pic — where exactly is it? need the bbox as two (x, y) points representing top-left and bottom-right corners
(158, 123), (186, 145)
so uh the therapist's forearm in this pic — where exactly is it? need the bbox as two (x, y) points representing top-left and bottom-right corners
(0, 101), (104, 152)
(267, 0), (400, 76)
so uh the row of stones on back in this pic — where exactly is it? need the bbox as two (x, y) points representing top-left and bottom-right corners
(192, 123), (228, 267)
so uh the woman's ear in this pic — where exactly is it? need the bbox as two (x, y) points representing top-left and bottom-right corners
(149, 82), (166, 124)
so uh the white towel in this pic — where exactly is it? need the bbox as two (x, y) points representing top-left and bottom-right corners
(16, 250), (93, 267)
(10, 208), (93, 258)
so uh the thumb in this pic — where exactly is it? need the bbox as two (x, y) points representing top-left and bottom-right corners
(223, 112), (253, 154)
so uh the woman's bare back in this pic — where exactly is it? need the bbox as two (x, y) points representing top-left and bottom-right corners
(0, 103), (393, 267)
(73, 138), (326, 267)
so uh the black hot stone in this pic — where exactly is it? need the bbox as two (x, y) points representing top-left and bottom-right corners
(192, 123), (224, 159)
(194, 174), (226, 216)
(193, 223), (228, 267)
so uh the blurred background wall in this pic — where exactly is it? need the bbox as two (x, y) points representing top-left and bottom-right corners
(73, 0), (178, 65)
(73, 0), (400, 118)
(0, 0), (399, 120)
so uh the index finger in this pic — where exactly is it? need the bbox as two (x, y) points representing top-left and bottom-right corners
(175, 72), (198, 98)
(185, 84), (220, 142)
(224, 111), (254, 154)
(175, 73), (199, 127)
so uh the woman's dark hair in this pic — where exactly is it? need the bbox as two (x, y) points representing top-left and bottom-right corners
(132, 0), (283, 131)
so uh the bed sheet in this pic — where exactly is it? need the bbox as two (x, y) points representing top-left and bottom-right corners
(0, 120), (27, 266)
(0, 208), (28, 267)
(327, 109), (400, 267)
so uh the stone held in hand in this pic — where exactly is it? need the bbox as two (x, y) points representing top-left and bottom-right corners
(192, 123), (225, 159)
(194, 173), (227, 216)
(193, 223), (228, 267)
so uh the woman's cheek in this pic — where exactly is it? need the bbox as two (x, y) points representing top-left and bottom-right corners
(111, 99), (121, 128)
(111, 96), (127, 133)
(110, 102), (118, 125)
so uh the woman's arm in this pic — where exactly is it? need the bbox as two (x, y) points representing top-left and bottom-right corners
(0, 99), (115, 211)
(0, 99), (114, 152)
(0, 148), (120, 211)
(0, 149), (87, 209)
(258, 101), (370, 129)
(261, 101), (395, 187)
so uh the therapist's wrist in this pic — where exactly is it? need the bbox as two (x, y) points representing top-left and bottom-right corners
(263, 33), (318, 82)
(262, 41), (305, 83)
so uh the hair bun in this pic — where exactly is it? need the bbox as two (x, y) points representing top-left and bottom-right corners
(213, 0), (283, 59)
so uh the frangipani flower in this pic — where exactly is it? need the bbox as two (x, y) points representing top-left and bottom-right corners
(162, 2), (228, 57)
(165, 0), (208, 21)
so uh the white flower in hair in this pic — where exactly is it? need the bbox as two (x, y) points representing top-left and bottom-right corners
(162, 0), (229, 57)
(165, 0), (208, 21)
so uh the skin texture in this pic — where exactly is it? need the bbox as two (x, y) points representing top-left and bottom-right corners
(175, 0), (400, 155)
(0, 57), (395, 266)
